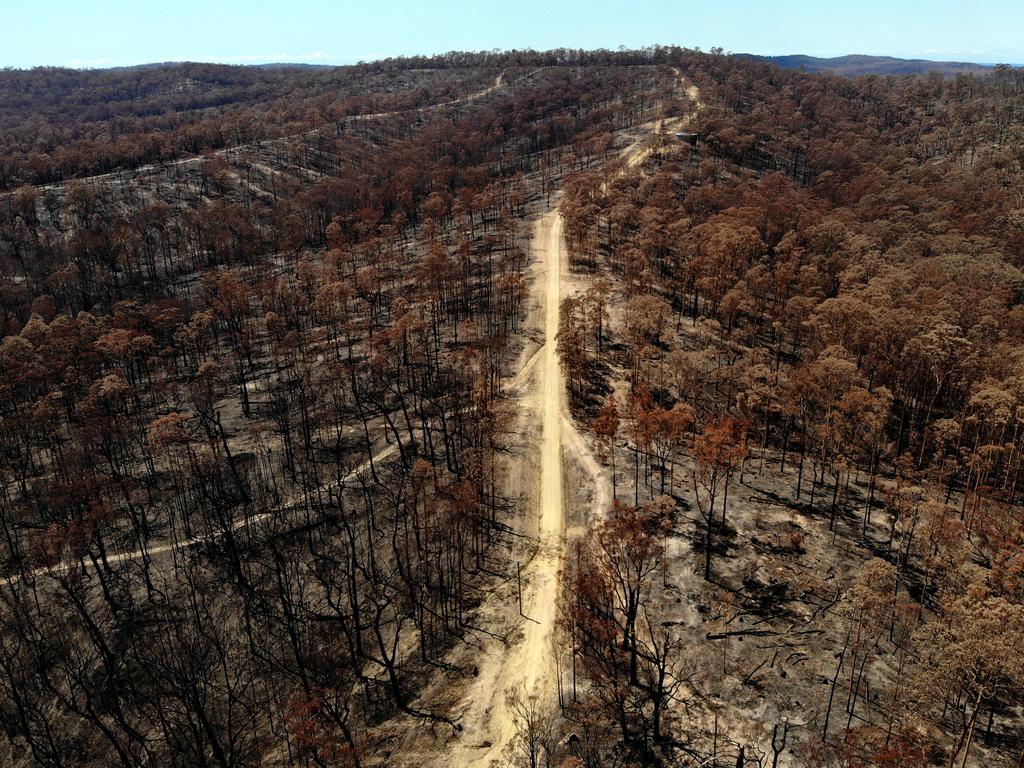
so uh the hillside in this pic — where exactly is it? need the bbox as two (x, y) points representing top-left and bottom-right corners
(0, 59), (500, 189)
(1, 46), (1024, 768)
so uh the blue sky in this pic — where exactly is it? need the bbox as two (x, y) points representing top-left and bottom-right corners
(1, 0), (1020, 69)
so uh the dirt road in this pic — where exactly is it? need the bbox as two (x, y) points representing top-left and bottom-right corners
(443, 208), (567, 766)
(624, 76), (702, 167)
(428, 71), (688, 765)
(3, 443), (398, 585)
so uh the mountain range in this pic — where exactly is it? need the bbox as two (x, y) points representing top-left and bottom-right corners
(738, 52), (1005, 76)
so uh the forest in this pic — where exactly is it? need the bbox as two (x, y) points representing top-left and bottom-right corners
(0, 45), (1023, 768)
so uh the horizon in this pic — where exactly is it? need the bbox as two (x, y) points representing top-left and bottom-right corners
(2, 0), (1022, 70)
(2, 49), (1020, 73)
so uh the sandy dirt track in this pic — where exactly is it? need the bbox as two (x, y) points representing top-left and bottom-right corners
(442, 209), (569, 766)
(622, 70), (702, 169)
(3, 443), (398, 585)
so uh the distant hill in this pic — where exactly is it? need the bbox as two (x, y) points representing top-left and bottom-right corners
(737, 53), (1001, 77)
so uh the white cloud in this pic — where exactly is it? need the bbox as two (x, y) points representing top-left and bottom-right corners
(67, 57), (114, 68)
(191, 51), (377, 64)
